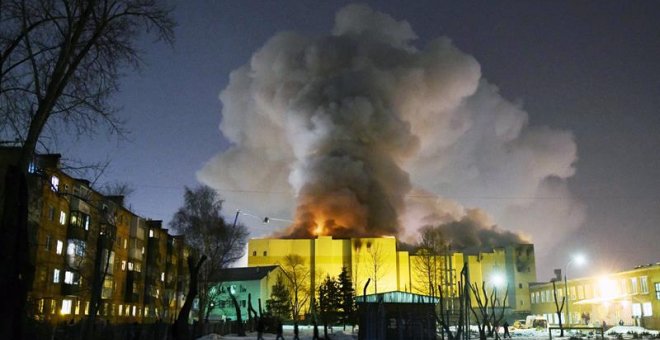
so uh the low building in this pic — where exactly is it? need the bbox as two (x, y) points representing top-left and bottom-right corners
(206, 265), (282, 321)
(357, 291), (438, 340)
(530, 263), (660, 330)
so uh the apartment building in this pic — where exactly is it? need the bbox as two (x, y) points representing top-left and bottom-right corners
(0, 147), (187, 324)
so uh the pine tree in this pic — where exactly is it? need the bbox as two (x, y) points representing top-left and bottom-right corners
(319, 275), (341, 338)
(267, 274), (292, 321)
(338, 266), (356, 329)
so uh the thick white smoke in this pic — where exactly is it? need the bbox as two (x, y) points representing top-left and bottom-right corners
(198, 4), (585, 255)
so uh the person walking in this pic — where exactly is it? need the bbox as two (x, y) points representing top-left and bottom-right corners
(503, 321), (511, 338)
(257, 317), (265, 340)
(276, 320), (285, 340)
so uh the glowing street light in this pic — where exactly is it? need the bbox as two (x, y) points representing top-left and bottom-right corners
(564, 253), (587, 326)
(491, 272), (506, 288)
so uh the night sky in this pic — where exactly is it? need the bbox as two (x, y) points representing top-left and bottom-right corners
(57, 1), (660, 280)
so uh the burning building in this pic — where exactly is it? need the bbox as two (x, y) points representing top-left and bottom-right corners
(199, 4), (584, 276)
(247, 236), (537, 318)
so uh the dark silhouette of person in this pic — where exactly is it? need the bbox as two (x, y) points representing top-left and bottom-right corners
(276, 320), (285, 340)
(503, 321), (511, 338)
(257, 317), (265, 340)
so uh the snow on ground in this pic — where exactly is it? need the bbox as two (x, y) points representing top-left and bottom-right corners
(197, 324), (357, 340)
(198, 325), (660, 339)
(605, 326), (659, 337)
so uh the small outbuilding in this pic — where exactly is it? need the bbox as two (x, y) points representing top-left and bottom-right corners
(357, 291), (439, 340)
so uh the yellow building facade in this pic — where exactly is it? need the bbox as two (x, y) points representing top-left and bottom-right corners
(530, 263), (660, 330)
(248, 236), (536, 316)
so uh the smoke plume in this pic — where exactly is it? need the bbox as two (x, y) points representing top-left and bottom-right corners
(198, 4), (584, 253)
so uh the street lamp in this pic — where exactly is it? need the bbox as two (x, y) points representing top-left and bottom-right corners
(491, 272), (507, 308)
(491, 272), (505, 289)
(564, 254), (586, 326)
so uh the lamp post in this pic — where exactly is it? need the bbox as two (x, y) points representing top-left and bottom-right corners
(491, 272), (507, 311)
(564, 254), (586, 326)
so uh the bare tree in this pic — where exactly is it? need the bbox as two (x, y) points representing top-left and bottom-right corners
(0, 1), (174, 337)
(414, 226), (447, 297)
(436, 266), (467, 340)
(552, 280), (567, 337)
(468, 281), (509, 340)
(365, 241), (387, 294)
(488, 285), (509, 339)
(173, 254), (207, 340)
(170, 185), (249, 322)
(279, 254), (310, 340)
(98, 182), (135, 199)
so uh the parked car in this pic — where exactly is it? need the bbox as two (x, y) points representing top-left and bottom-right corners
(512, 320), (527, 329)
(525, 315), (548, 329)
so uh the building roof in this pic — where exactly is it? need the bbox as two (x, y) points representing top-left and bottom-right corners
(356, 291), (439, 304)
(216, 265), (280, 282)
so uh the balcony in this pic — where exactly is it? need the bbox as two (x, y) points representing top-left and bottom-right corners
(61, 283), (81, 296)
(66, 223), (87, 241)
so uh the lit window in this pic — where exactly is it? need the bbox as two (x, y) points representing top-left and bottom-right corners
(643, 302), (653, 316)
(121, 261), (126, 271)
(61, 299), (72, 315)
(132, 305), (136, 317)
(56, 240), (63, 255)
(67, 243), (75, 256)
(51, 176), (59, 191)
(53, 269), (60, 283)
(118, 304), (123, 316)
(84, 216), (90, 230)
(64, 271), (74, 284)
(641, 276), (649, 294)
(28, 162), (36, 173)
(161, 272), (165, 282)
(149, 229), (154, 238)
(59, 211), (66, 225)
(128, 262), (133, 271)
